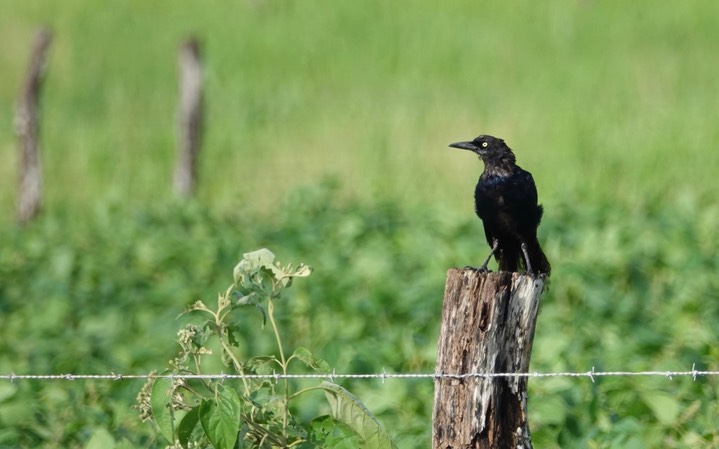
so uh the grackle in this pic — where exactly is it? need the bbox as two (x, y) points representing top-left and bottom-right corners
(450, 134), (550, 276)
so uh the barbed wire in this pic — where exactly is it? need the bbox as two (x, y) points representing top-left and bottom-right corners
(2, 365), (718, 383)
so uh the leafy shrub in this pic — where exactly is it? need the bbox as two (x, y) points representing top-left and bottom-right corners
(137, 248), (395, 449)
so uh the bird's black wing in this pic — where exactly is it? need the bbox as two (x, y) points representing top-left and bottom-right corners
(503, 168), (543, 234)
(474, 176), (502, 247)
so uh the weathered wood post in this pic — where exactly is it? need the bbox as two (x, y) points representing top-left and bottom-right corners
(15, 28), (52, 224)
(173, 38), (203, 198)
(433, 269), (545, 449)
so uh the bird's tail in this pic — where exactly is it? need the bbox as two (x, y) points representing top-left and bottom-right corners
(497, 243), (521, 273)
(524, 238), (551, 277)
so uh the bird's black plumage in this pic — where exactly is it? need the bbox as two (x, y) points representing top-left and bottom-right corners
(450, 134), (551, 276)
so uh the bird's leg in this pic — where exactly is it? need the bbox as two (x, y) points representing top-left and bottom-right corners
(478, 238), (500, 272)
(521, 242), (534, 276)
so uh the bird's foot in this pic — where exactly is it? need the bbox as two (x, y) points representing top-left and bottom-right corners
(464, 264), (491, 273)
(522, 269), (551, 280)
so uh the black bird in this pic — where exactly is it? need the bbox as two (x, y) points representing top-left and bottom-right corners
(450, 134), (551, 276)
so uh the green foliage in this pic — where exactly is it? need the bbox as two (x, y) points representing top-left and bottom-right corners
(307, 416), (360, 449)
(529, 197), (719, 448)
(137, 249), (394, 448)
(198, 387), (241, 449)
(320, 382), (397, 449)
(1, 185), (717, 448)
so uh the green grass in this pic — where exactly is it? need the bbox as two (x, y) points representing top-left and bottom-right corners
(2, 0), (719, 217)
(1, 1), (719, 448)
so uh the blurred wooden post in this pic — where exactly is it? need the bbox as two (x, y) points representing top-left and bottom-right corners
(15, 28), (52, 224)
(432, 269), (544, 449)
(173, 38), (203, 198)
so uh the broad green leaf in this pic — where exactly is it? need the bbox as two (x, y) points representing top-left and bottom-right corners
(226, 323), (244, 348)
(200, 387), (242, 449)
(246, 248), (276, 267)
(640, 392), (681, 425)
(610, 436), (647, 449)
(83, 428), (115, 449)
(115, 439), (135, 449)
(235, 292), (259, 306)
(246, 355), (280, 375)
(234, 249), (276, 283)
(177, 405), (201, 448)
(531, 395), (567, 425)
(0, 383), (17, 402)
(320, 382), (397, 449)
(308, 415), (361, 449)
(290, 347), (330, 373)
(150, 377), (175, 443)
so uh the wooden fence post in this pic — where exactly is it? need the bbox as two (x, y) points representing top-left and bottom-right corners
(15, 28), (52, 224)
(173, 38), (203, 198)
(432, 269), (544, 449)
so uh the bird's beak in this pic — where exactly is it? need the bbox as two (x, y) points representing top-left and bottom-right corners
(449, 141), (479, 152)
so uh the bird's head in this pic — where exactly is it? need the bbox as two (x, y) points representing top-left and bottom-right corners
(449, 134), (516, 165)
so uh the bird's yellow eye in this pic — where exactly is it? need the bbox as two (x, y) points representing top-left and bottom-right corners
(481, 142), (488, 148)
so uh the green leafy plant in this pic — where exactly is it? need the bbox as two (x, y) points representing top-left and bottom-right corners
(137, 248), (397, 449)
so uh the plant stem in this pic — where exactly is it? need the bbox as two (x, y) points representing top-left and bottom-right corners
(267, 296), (290, 437)
(214, 304), (252, 396)
(287, 385), (325, 402)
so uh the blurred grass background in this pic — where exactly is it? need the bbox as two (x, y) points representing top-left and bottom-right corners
(2, 0), (718, 215)
(1, 0), (718, 448)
